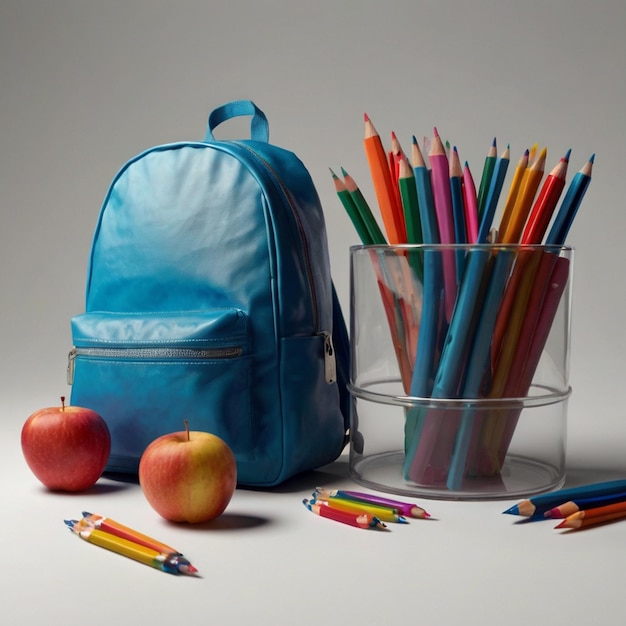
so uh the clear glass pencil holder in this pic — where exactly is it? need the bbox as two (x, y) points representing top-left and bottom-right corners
(349, 244), (573, 500)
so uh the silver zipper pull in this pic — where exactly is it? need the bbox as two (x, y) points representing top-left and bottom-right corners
(67, 348), (77, 385)
(321, 331), (337, 384)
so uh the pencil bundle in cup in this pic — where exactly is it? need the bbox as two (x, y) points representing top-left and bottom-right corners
(335, 113), (594, 495)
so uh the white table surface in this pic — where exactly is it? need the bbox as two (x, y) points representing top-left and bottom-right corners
(3, 397), (626, 626)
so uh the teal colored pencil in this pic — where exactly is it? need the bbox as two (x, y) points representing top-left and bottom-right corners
(477, 137), (498, 222)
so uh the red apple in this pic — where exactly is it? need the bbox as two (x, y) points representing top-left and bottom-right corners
(138, 420), (237, 523)
(21, 396), (111, 491)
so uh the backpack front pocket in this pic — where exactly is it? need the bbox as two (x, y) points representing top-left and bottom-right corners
(68, 309), (252, 474)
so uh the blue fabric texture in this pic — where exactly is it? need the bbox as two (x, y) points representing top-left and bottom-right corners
(69, 101), (350, 487)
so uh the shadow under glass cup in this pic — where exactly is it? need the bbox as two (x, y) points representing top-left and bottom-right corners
(348, 243), (573, 500)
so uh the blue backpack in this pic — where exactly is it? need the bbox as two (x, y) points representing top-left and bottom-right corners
(68, 100), (350, 487)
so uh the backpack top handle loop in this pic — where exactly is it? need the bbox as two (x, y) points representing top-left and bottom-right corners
(204, 100), (270, 143)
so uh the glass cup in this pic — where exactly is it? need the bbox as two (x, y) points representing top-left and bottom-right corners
(349, 244), (573, 500)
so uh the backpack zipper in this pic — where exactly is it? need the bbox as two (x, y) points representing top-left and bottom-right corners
(67, 345), (243, 385)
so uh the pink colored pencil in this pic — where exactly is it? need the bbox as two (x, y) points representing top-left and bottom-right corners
(429, 127), (457, 322)
(462, 161), (479, 242)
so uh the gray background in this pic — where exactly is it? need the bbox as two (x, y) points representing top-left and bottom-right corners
(2, 0), (624, 467)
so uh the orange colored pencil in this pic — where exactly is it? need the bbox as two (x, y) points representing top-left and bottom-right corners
(521, 150), (570, 244)
(363, 114), (406, 244)
(499, 147), (547, 243)
(556, 501), (626, 530)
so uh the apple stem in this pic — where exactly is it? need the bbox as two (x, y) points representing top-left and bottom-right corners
(60, 396), (66, 411)
(184, 419), (190, 442)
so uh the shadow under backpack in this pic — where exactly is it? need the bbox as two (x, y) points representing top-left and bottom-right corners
(67, 100), (350, 487)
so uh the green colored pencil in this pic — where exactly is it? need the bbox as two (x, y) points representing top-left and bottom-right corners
(340, 167), (387, 245)
(330, 168), (373, 245)
(477, 137), (498, 221)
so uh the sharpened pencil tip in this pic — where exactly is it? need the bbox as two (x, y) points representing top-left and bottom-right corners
(502, 505), (520, 515)
(329, 167), (338, 178)
(433, 126), (440, 138)
(589, 153), (595, 163)
(492, 137), (497, 147)
(363, 112), (370, 123)
(564, 148), (572, 161)
(554, 520), (567, 530)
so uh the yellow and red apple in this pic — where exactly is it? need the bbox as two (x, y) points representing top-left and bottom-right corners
(138, 421), (237, 523)
(21, 396), (111, 491)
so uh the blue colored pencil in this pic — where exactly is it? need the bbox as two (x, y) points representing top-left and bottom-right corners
(545, 489), (626, 519)
(450, 146), (467, 283)
(545, 154), (594, 245)
(503, 479), (626, 518)
(445, 249), (514, 489)
(404, 137), (444, 450)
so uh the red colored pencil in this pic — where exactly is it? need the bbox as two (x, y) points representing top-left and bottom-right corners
(520, 150), (570, 244)
(303, 499), (387, 530)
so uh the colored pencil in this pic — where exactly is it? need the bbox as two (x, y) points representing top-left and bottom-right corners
(449, 146), (467, 283)
(499, 147), (547, 243)
(390, 131), (405, 221)
(315, 488), (430, 519)
(545, 154), (595, 245)
(520, 149), (570, 244)
(398, 154), (423, 245)
(330, 168), (373, 245)
(404, 244), (497, 484)
(404, 135), (446, 455)
(66, 522), (198, 575)
(78, 512), (181, 556)
(491, 255), (570, 467)
(555, 501), (626, 530)
(341, 167), (387, 245)
(312, 496), (408, 524)
(477, 144), (510, 243)
(462, 160), (479, 242)
(302, 498), (386, 530)
(476, 137), (497, 221)
(411, 136), (439, 244)
(545, 490), (626, 519)
(503, 479), (626, 518)
(445, 249), (514, 489)
(497, 149), (529, 242)
(429, 127), (457, 322)
(363, 113), (406, 244)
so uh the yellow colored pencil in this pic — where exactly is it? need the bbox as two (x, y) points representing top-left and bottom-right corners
(313, 496), (408, 524)
(499, 147), (547, 243)
(70, 525), (198, 575)
(497, 148), (529, 242)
